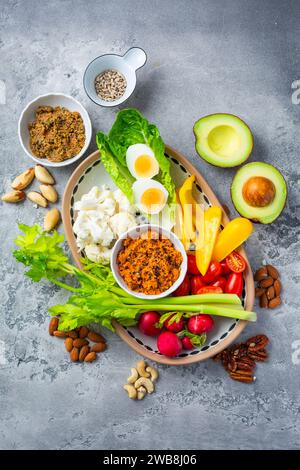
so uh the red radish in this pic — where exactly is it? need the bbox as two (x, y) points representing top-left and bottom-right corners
(138, 311), (161, 336)
(187, 314), (215, 334)
(173, 274), (190, 296)
(157, 331), (182, 357)
(182, 336), (194, 350)
(163, 313), (185, 333)
(187, 254), (200, 275)
(190, 275), (207, 294)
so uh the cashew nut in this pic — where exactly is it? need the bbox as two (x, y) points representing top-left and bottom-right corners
(127, 367), (139, 384)
(134, 377), (155, 394)
(136, 360), (150, 378)
(123, 384), (137, 399)
(137, 386), (147, 400)
(146, 366), (159, 382)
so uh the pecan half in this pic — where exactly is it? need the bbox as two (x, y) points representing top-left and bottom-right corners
(246, 335), (269, 351)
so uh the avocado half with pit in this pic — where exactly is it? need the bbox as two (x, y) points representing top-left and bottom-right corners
(231, 162), (287, 224)
(194, 114), (253, 167)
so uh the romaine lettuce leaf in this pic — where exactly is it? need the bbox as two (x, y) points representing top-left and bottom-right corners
(96, 132), (135, 203)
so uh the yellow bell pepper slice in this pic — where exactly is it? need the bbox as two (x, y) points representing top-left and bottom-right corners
(196, 206), (222, 275)
(212, 217), (253, 262)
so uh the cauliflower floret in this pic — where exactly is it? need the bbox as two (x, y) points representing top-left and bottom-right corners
(84, 244), (112, 265)
(109, 212), (137, 238)
(114, 189), (136, 215)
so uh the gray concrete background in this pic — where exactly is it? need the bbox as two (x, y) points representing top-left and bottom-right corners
(0, 0), (299, 450)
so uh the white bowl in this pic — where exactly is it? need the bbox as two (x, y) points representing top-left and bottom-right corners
(83, 47), (147, 107)
(18, 93), (92, 168)
(110, 224), (187, 300)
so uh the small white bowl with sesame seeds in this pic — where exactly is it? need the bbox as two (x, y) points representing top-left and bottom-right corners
(83, 47), (147, 107)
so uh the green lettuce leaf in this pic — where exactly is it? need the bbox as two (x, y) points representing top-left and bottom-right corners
(96, 109), (176, 209)
(96, 132), (135, 203)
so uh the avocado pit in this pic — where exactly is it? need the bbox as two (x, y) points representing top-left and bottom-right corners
(242, 176), (276, 208)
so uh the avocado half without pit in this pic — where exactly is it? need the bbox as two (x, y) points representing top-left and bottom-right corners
(194, 113), (253, 167)
(231, 162), (287, 224)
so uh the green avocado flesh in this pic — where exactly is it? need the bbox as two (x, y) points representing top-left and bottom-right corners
(194, 113), (253, 167)
(231, 162), (287, 224)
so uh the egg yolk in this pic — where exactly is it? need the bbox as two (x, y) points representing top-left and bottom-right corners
(134, 155), (155, 178)
(141, 188), (165, 211)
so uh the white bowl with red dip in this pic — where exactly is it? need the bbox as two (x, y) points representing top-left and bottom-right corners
(111, 224), (188, 300)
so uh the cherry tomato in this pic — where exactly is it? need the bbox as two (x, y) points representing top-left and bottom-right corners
(225, 272), (244, 297)
(202, 261), (222, 283)
(220, 260), (232, 276)
(226, 251), (247, 273)
(197, 286), (223, 294)
(191, 275), (207, 295)
(187, 254), (200, 275)
(173, 274), (190, 296)
(211, 276), (227, 291)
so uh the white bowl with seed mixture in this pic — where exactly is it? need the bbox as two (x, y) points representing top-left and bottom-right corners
(83, 47), (147, 107)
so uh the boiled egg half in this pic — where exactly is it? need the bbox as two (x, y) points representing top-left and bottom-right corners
(132, 179), (168, 214)
(126, 144), (159, 179)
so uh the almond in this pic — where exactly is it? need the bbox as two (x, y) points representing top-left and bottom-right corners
(91, 342), (106, 353)
(79, 326), (89, 338)
(49, 317), (59, 336)
(73, 338), (89, 348)
(84, 351), (97, 363)
(64, 337), (73, 352)
(274, 279), (281, 297)
(27, 191), (48, 207)
(87, 331), (106, 343)
(255, 287), (265, 298)
(67, 330), (78, 339)
(53, 330), (67, 338)
(40, 184), (58, 203)
(260, 292), (268, 308)
(70, 347), (79, 362)
(266, 286), (275, 300)
(35, 165), (55, 184)
(254, 266), (268, 281)
(79, 345), (90, 362)
(1, 190), (25, 203)
(11, 168), (35, 190)
(259, 277), (274, 288)
(268, 296), (281, 309)
(266, 264), (279, 280)
(44, 208), (60, 231)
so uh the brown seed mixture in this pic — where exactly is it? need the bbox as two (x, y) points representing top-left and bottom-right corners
(29, 106), (85, 162)
(49, 317), (106, 363)
(117, 230), (183, 295)
(94, 69), (127, 101)
(254, 264), (282, 309)
(214, 334), (269, 383)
